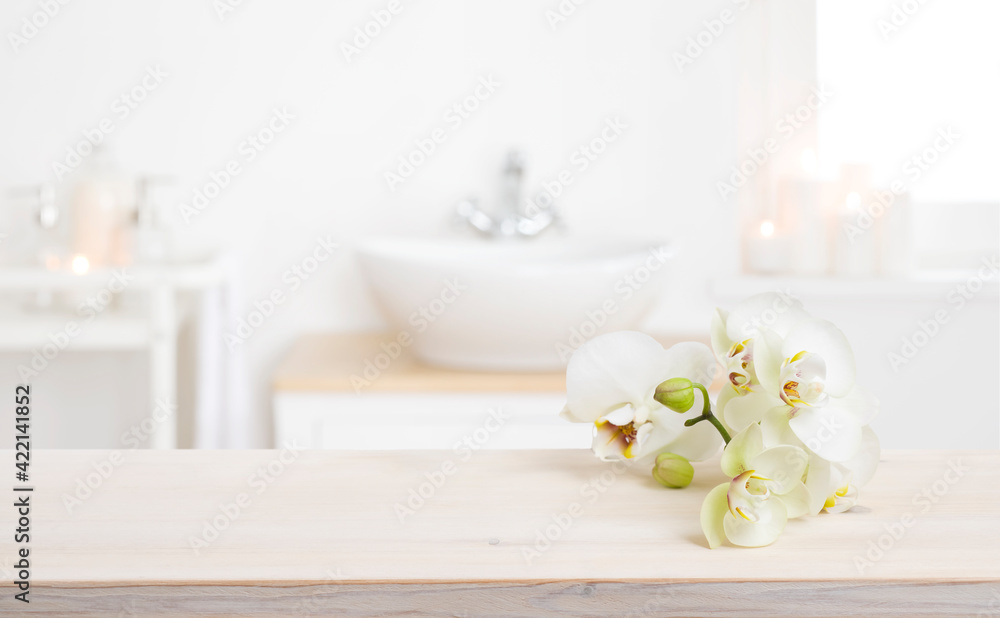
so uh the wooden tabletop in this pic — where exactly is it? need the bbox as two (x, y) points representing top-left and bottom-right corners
(272, 332), (716, 393)
(272, 332), (568, 392)
(5, 449), (998, 615)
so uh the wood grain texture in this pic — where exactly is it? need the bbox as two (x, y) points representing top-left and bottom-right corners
(2, 449), (997, 616)
(271, 332), (717, 393)
(18, 581), (1000, 616)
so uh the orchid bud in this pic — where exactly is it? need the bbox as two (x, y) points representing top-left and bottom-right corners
(652, 453), (694, 488)
(654, 377), (695, 412)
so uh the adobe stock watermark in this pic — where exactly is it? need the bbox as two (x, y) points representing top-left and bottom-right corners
(394, 407), (510, 523)
(673, 0), (752, 72)
(888, 255), (998, 372)
(843, 127), (959, 243)
(60, 399), (176, 515)
(523, 116), (627, 219)
(178, 106), (295, 224)
(523, 458), (637, 565)
(544, 0), (589, 31)
(189, 439), (304, 555)
(350, 278), (467, 392)
(16, 269), (134, 382)
(876, 0), (931, 41)
(224, 235), (340, 350)
(213, 0), (249, 21)
(340, 0), (411, 62)
(7, 0), (73, 55)
(717, 85), (833, 201)
(51, 65), (168, 184)
(383, 75), (500, 192)
(854, 458), (967, 574)
(736, 287), (801, 337)
(554, 245), (671, 362)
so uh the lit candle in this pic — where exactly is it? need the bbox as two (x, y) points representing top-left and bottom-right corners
(746, 219), (792, 274)
(834, 189), (878, 277)
(71, 254), (90, 275)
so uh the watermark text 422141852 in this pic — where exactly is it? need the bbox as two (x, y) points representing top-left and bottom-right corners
(13, 384), (33, 603)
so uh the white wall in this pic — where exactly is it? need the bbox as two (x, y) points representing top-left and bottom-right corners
(2, 1), (995, 450)
(816, 0), (999, 202)
(1, 0), (748, 447)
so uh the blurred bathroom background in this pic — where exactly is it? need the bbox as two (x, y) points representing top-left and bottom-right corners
(0, 0), (997, 450)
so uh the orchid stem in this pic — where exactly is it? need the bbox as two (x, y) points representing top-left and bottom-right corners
(684, 383), (731, 445)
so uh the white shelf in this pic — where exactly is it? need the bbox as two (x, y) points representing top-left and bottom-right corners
(0, 260), (226, 291)
(0, 306), (157, 351)
(711, 272), (999, 302)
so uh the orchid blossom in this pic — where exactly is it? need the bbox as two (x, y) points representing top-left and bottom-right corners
(557, 293), (881, 550)
(701, 424), (809, 548)
(560, 332), (722, 462)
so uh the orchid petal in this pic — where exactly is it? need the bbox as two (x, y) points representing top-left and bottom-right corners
(804, 454), (833, 515)
(710, 308), (731, 362)
(599, 403), (636, 426)
(721, 424), (764, 478)
(645, 408), (723, 462)
(825, 483), (859, 514)
(700, 483), (730, 549)
(779, 482), (811, 519)
(753, 329), (785, 397)
(749, 445), (808, 494)
(558, 405), (575, 423)
(837, 425), (881, 488)
(714, 386), (737, 433)
(832, 386), (880, 426)
(661, 341), (718, 386)
(723, 390), (782, 432)
(591, 421), (626, 461)
(564, 331), (670, 423)
(723, 498), (788, 547)
(788, 404), (863, 462)
(782, 319), (856, 398)
(760, 406), (800, 448)
(627, 421), (655, 459)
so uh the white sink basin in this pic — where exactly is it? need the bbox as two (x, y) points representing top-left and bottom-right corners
(356, 237), (673, 371)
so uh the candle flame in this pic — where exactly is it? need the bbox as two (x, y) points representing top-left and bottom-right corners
(760, 220), (775, 238)
(71, 255), (90, 275)
(845, 192), (861, 211)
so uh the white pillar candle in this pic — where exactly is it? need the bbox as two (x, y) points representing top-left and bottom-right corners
(834, 190), (879, 276)
(747, 220), (793, 274)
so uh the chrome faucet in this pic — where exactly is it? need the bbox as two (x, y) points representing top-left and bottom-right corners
(455, 150), (560, 238)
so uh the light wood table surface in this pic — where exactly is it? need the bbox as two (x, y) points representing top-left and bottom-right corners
(272, 332), (716, 393)
(4, 449), (998, 615)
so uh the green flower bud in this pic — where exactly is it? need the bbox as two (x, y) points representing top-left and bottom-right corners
(652, 453), (694, 489)
(654, 377), (695, 413)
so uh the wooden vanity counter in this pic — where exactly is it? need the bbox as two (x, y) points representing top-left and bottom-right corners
(4, 449), (998, 615)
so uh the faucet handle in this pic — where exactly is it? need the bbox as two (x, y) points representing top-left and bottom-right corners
(455, 198), (495, 236)
(504, 150), (526, 176)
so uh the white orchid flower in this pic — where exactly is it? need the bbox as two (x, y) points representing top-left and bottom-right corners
(710, 292), (811, 432)
(717, 318), (876, 463)
(710, 292), (811, 396)
(700, 424), (810, 548)
(759, 406), (880, 514)
(560, 331), (722, 462)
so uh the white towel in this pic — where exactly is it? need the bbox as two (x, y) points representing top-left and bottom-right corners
(194, 253), (251, 448)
